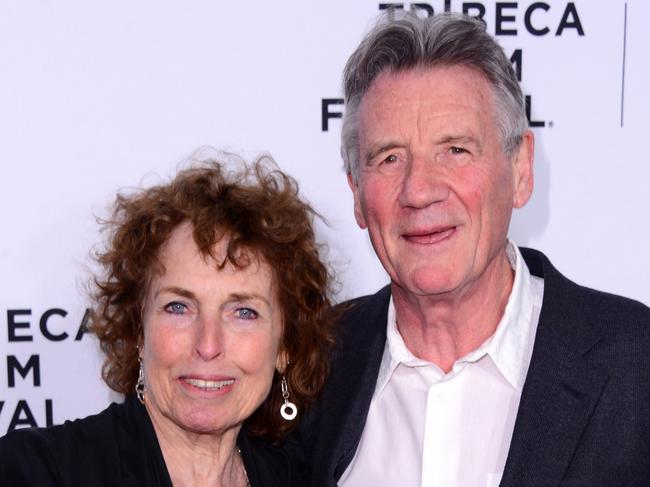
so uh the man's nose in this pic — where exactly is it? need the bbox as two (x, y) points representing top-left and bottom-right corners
(398, 154), (450, 209)
(193, 316), (225, 361)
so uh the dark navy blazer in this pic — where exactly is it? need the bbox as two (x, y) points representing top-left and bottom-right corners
(298, 248), (650, 486)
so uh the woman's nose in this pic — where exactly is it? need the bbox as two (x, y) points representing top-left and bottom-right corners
(193, 316), (225, 360)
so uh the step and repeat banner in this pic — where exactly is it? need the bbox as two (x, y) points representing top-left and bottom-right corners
(1, 0), (648, 434)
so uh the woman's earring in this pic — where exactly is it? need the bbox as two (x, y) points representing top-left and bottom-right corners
(135, 356), (145, 404)
(279, 375), (298, 421)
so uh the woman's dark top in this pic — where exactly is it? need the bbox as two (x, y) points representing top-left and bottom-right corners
(0, 395), (301, 486)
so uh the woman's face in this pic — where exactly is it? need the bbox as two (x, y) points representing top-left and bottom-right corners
(141, 222), (284, 436)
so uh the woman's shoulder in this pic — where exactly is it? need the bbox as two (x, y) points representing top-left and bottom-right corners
(1, 399), (126, 450)
(0, 400), (128, 486)
(0, 423), (68, 486)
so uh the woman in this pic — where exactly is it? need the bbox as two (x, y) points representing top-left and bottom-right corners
(0, 153), (335, 486)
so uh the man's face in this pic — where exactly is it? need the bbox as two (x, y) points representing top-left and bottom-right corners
(349, 65), (533, 297)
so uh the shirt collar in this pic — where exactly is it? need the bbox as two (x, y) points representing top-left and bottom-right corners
(376, 241), (539, 395)
(478, 241), (538, 390)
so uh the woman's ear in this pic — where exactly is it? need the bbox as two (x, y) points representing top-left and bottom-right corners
(137, 337), (144, 358)
(276, 350), (289, 374)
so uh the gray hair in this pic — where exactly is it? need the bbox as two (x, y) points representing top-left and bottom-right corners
(341, 11), (528, 179)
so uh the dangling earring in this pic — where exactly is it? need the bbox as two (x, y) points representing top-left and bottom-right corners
(280, 375), (297, 421)
(135, 356), (145, 404)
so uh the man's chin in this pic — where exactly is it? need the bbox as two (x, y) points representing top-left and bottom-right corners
(392, 268), (462, 298)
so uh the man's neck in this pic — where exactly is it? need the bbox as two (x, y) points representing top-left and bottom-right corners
(391, 249), (515, 373)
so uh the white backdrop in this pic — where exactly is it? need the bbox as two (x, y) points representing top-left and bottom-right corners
(1, 0), (648, 434)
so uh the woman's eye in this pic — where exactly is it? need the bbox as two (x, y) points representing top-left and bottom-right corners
(165, 302), (187, 315)
(235, 307), (258, 320)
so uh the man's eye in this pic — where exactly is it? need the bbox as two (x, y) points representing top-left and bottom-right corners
(165, 302), (187, 315)
(236, 307), (258, 320)
(450, 146), (467, 155)
(384, 154), (398, 163)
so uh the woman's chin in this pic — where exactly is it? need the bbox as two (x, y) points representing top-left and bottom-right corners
(172, 407), (241, 436)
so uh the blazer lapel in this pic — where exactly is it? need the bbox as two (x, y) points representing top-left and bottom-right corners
(333, 286), (391, 479)
(500, 325), (608, 486)
(310, 286), (391, 485)
(501, 249), (609, 486)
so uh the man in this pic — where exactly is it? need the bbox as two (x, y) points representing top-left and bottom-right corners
(298, 11), (650, 487)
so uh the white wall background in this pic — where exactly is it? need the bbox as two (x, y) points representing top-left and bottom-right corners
(1, 0), (648, 434)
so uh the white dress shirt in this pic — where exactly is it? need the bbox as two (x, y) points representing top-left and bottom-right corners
(339, 242), (545, 487)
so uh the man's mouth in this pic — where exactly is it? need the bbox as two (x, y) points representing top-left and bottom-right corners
(402, 226), (456, 244)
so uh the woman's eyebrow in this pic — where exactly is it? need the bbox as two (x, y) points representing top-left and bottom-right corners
(155, 286), (196, 300)
(228, 293), (271, 306)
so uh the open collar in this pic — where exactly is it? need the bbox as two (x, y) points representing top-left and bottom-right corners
(376, 242), (541, 395)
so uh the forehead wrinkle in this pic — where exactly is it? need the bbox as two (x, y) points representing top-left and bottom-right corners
(360, 66), (497, 164)
(361, 103), (417, 165)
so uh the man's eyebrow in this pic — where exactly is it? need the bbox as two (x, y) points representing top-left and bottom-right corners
(436, 134), (481, 146)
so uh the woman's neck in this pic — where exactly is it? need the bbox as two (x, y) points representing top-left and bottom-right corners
(145, 401), (249, 487)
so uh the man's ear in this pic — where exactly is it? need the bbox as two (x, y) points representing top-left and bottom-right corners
(347, 172), (368, 229)
(512, 131), (535, 209)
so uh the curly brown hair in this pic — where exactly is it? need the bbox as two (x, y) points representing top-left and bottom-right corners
(90, 152), (335, 442)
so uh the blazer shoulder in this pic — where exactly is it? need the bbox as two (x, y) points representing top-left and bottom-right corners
(577, 286), (650, 354)
(579, 285), (650, 321)
(552, 267), (649, 338)
(329, 285), (391, 359)
(522, 247), (650, 359)
(335, 285), (391, 325)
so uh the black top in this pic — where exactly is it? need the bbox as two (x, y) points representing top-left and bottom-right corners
(0, 395), (301, 487)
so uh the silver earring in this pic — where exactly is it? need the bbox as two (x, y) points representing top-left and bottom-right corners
(280, 375), (297, 421)
(135, 356), (145, 404)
